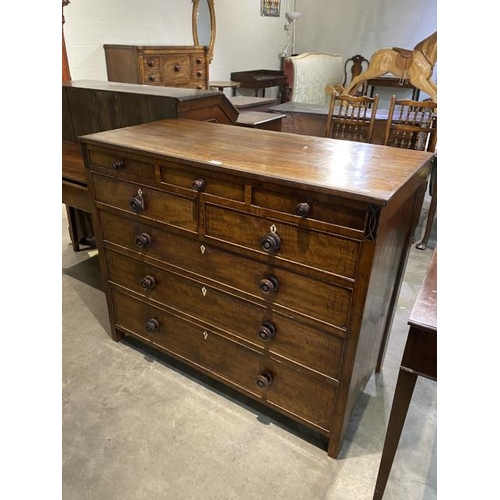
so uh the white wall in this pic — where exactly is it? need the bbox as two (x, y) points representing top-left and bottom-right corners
(63, 0), (436, 102)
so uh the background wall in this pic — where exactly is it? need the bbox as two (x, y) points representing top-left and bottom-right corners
(64, 0), (436, 103)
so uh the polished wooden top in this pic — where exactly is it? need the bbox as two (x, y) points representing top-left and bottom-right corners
(80, 118), (433, 204)
(409, 249), (437, 333)
(63, 80), (222, 101)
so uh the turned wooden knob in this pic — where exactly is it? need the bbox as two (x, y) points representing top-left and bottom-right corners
(111, 159), (124, 171)
(295, 202), (310, 217)
(192, 179), (206, 192)
(258, 321), (276, 341)
(260, 233), (281, 253)
(139, 275), (156, 290)
(148, 74), (156, 81)
(255, 371), (273, 389)
(145, 318), (159, 333)
(259, 275), (279, 294)
(197, 85), (203, 90)
(196, 57), (202, 64)
(129, 195), (144, 213)
(147, 59), (155, 67)
(135, 232), (151, 249)
(197, 70), (202, 77)
(174, 63), (181, 72)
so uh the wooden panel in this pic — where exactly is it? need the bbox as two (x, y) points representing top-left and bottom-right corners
(104, 248), (345, 379)
(111, 289), (337, 430)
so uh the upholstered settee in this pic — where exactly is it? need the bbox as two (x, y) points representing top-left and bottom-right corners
(283, 52), (344, 105)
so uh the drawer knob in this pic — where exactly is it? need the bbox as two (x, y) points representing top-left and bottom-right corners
(129, 195), (144, 213)
(196, 57), (202, 64)
(145, 318), (159, 333)
(197, 70), (202, 77)
(260, 233), (281, 253)
(148, 74), (156, 81)
(147, 59), (155, 67)
(139, 275), (156, 290)
(135, 232), (152, 249)
(295, 202), (310, 217)
(258, 321), (276, 341)
(111, 159), (124, 171)
(192, 178), (206, 192)
(174, 64), (181, 72)
(259, 275), (279, 294)
(256, 371), (273, 389)
(197, 85), (204, 90)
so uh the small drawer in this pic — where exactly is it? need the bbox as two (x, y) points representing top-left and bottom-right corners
(142, 56), (160, 69)
(87, 147), (155, 180)
(160, 56), (191, 81)
(160, 162), (245, 202)
(105, 248), (344, 379)
(93, 175), (198, 232)
(144, 71), (161, 83)
(98, 212), (352, 329)
(252, 186), (368, 231)
(111, 289), (336, 430)
(204, 204), (360, 279)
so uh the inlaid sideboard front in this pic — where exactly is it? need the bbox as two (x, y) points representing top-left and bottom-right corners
(104, 45), (209, 90)
(80, 119), (433, 458)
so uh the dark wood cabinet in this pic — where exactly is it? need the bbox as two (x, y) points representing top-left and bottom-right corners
(104, 45), (209, 89)
(80, 118), (433, 458)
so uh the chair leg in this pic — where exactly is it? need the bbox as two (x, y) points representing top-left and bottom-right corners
(416, 184), (436, 250)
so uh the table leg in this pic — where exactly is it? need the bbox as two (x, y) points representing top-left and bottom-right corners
(372, 368), (417, 500)
(416, 160), (437, 250)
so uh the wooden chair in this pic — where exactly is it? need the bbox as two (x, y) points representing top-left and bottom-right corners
(325, 88), (379, 143)
(383, 96), (437, 249)
(343, 54), (369, 95)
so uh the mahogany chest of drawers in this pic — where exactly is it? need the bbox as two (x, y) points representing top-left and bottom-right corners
(104, 45), (209, 89)
(80, 119), (433, 458)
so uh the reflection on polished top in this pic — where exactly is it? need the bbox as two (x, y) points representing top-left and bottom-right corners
(80, 118), (433, 204)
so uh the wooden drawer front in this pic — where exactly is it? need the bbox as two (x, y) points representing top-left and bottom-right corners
(111, 290), (336, 430)
(143, 71), (161, 84)
(88, 148), (155, 181)
(160, 56), (191, 82)
(105, 249), (344, 379)
(93, 175), (197, 232)
(99, 212), (352, 329)
(142, 56), (160, 70)
(160, 162), (245, 201)
(252, 187), (367, 231)
(205, 204), (359, 279)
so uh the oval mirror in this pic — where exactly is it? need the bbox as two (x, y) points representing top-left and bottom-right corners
(192, 0), (216, 63)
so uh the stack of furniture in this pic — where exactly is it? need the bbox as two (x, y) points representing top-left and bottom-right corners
(62, 80), (238, 250)
(79, 117), (434, 458)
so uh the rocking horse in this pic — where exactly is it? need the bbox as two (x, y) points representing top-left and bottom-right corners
(344, 31), (437, 102)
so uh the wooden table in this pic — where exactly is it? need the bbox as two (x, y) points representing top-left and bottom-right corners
(367, 76), (420, 100)
(229, 95), (278, 112)
(373, 249), (437, 499)
(209, 81), (241, 92)
(236, 111), (286, 131)
(230, 69), (288, 102)
(268, 102), (389, 144)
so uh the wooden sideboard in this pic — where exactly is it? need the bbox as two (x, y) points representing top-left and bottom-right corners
(62, 80), (238, 250)
(104, 45), (209, 89)
(80, 118), (433, 458)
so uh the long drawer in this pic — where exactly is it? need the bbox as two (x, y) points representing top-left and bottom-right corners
(104, 248), (344, 379)
(98, 210), (353, 329)
(111, 289), (336, 431)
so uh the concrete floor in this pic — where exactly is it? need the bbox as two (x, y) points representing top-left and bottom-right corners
(62, 201), (437, 500)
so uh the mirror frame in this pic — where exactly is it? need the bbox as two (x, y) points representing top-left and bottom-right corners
(192, 0), (216, 63)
